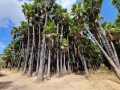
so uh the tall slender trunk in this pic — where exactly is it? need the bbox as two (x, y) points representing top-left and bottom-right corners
(60, 52), (63, 76)
(60, 25), (63, 76)
(35, 24), (41, 75)
(17, 57), (22, 71)
(84, 24), (120, 79)
(95, 23), (112, 57)
(98, 20), (120, 67)
(82, 56), (89, 78)
(17, 40), (23, 71)
(96, 32), (103, 47)
(67, 27), (71, 74)
(99, 33), (112, 57)
(11, 38), (15, 69)
(46, 49), (51, 79)
(56, 23), (60, 77)
(111, 41), (120, 69)
(63, 52), (67, 75)
(37, 11), (48, 82)
(27, 25), (35, 77)
(114, 41), (120, 59)
(43, 42), (47, 72)
(22, 21), (30, 75)
(67, 49), (71, 74)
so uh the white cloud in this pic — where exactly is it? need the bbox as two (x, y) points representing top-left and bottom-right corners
(0, 0), (76, 28)
(0, 0), (33, 28)
(0, 42), (6, 54)
(56, 0), (76, 12)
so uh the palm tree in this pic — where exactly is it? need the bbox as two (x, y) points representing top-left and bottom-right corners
(83, 0), (120, 79)
(45, 21), (57, 79)
(2, 44), (13, 69)
(3, 0), (120, 81)
(11, 27), (19, 69)
(37, 0), (54, 82)
(102, 22), (120, 69)
(34, 0), (45, 75)
(23, 3), (36, 77)
(22, 3), (31, 75)
(17, 21), (28, 71)
(84, 23), (120, 79)
(59, 8), (69, 76)
(52, 4), (63, 77)
(70, 0), (120, 79)
(60, 38), (69, 75)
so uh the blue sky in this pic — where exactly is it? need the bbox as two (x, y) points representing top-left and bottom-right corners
(0, 0), (118, 54)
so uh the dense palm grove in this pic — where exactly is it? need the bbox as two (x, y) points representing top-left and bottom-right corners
(1, 0), (120, 81)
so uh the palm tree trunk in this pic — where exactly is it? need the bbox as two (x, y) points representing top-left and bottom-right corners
(46, 49), (51, 79)
(63, 52), (67, 75)
(43, 43), (47, 76)
(17, 40), (23, 71)
(84, 24), (120, 79)
(95, 23), (112, 57)
(60, 52), (63, 76)
(60, 25), (63, 76)
(37, 11), (48, 82)
(99, 33), (112, 57)
(82, 56), (89, 78)
(37, 36), (45, 81)
(17, 57), (22, 72)
(114, 41), (120, 59)
(56, 48), (60, 77)
(67, 27), (71, 74)
(11, 39), (15, 69)
(110, 41), (120, 69)
(27, 25), (35, 77)
(97, 20), (120, 67)
(67, 48), (71, 74)
(22, 22), (30, 75)
(56, 23), (60, 77)
(35, 24), (41, 75)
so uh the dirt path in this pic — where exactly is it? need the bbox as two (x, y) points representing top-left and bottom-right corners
(0, 69), (120, 90)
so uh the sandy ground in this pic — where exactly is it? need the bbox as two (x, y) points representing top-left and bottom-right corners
(0, 69), (120, 90)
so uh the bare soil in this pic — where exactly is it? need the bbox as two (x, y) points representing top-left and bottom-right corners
(0, 69), (120, 90)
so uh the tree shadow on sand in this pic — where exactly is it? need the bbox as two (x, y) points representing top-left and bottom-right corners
(74, 71), (85, 75)
(0, 73), (7, 77)
(0, 81), (13, 90)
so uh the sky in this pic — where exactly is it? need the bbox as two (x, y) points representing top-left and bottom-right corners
(0, 0), (118, 54)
